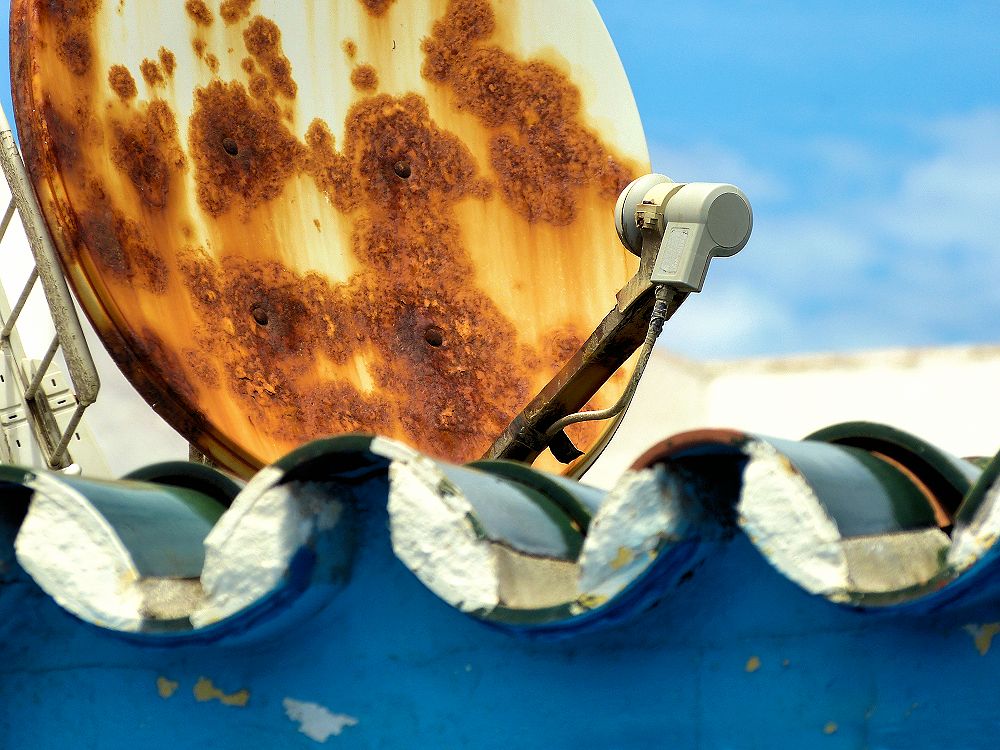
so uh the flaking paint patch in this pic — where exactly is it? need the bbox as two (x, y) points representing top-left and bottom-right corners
(14, 474), (144, 631)
(192, 471), (344, 627)
(283, 698), (358, 743)
(610, 547), (634, 570)
(387, 452), (499, 613)
(157, 676), (179, 699)
(823, 722), (839, 735)
(840, 529), (949, 594)
(576, 467), (688, 606)
(964, 623), (1000, 656)
(738, 441), (850, 601)
(193, 676), (250, 707)
(949, 476), (1000, 572)
(745, 656), (761, 673)
(370, 436), (419, 463)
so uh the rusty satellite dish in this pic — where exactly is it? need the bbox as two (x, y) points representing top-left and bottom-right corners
(11, 0), (649, 477)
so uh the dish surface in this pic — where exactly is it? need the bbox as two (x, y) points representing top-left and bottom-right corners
(12, 0), (649, 475)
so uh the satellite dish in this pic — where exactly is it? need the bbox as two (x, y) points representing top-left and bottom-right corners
(11, 0), (649, 476)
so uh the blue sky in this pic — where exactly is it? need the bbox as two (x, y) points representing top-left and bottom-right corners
(595, 0), (1000, 358)
(3, 1), (999, 360)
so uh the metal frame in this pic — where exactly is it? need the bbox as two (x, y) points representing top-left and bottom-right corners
(0, 107), (100, 469)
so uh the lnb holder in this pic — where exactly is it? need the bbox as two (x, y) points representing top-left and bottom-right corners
(487, 173), (752, 469)
(615, 174), (752, 292)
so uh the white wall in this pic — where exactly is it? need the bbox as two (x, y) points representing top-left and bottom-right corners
(584, 344), (1000, 488)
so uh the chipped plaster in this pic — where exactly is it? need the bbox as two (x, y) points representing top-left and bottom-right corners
(283, 698), (358, 742)
(577, 467), (687, 605)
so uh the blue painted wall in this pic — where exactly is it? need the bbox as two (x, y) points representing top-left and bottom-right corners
(2, 474), (997, 749)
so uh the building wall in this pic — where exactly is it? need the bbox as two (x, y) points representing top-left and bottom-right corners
(585, 344), (1000, 488)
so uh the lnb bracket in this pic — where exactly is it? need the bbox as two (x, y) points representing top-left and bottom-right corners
(485, 174), (753, 470)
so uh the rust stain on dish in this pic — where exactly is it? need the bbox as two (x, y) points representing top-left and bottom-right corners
(179, 90), (532, 460)
(111, 99), (187, 209)
(158, 48), (177, 77)
(350, 64), (379, 92)
(185, 348), (221, 388)
(219, 0), (255, 24)
(243, 16), (297, 99)
(358, 0), (396, 17)
(185, 0), (214, 26)
(13, 0), (645, 473)
(41, 0), (100, 76)
(39, 0), (101, 19)
(108, 65), (137, 101)
(75, 206), (168, 293)
(189, 80), (302, 216)
(140, 59), (164, 87)
(423, 0), (632, 224)
(303, 119), (360, 213)
(57, 30), (93, 76)
(130, 328), (201, 402)
(35, 97), (91, 177)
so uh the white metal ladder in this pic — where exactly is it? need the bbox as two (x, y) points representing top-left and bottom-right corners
(0, 106), (102, 471)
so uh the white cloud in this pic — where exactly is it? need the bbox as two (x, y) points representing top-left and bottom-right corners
(746, 214), (875, 291)
(878, 109), (1000, 248)
(802, 136), (908, 197)
(664, 280), (797, 359)
(660, 110), (1000, 360)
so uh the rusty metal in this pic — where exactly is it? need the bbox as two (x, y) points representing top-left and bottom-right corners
(544, 285), (673, 438)
(12, 0), (650, 477)
(485, 284), (687, 465)
(486, 192), (692, 466)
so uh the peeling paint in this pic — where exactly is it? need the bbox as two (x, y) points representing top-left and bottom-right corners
(283, 698), (358, 743)
(13, 472), (220, 632)
(738, 441), (850, 601)
(193, 677), (250, 707)
(738, 440), (958, 605)
(156, 676), (179, 699)
(387, 448), (499, 614)
(610, 547), (634, 570)
(386, 442), (587, 614)
(963, 623), (1000, 655)
(577, 467), (687, 606)
(823, 722), (839, 735)
(840, 529), (949, 594)
(949, 477), (1000, 572)
(745, 656), (761, 673)
(193, 469), (344, 627)
(15, 474), (145, 631)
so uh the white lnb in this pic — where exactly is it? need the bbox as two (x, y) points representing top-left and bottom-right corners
(616, 174), (752, 292)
